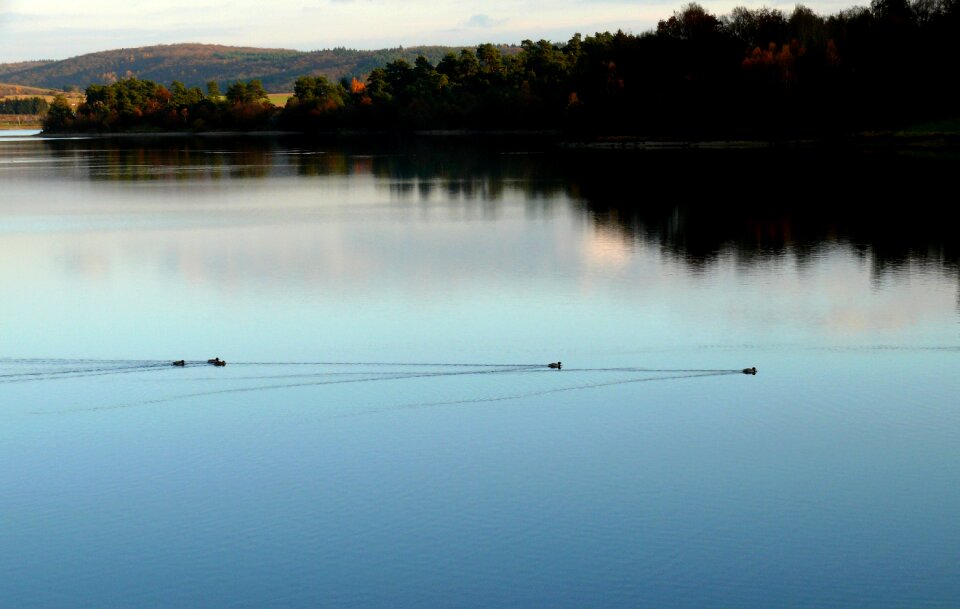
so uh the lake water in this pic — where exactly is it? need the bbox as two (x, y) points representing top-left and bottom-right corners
(2, 130), (958, 608)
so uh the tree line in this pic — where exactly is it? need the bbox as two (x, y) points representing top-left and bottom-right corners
(0, 97), (50, 114)
(43, 0), (960, 138)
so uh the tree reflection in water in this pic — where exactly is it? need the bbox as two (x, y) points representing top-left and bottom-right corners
(40, 135), (960, 282)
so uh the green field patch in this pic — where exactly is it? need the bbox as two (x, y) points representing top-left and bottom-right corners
(267, 93), (292, 107)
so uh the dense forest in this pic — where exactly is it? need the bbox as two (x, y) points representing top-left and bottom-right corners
(42, 1), (960, 138)
(0, 43), (495, 92)
(0, 97), (49, 114)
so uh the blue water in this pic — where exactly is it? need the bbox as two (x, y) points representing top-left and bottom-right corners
(1, 134), (958, 608)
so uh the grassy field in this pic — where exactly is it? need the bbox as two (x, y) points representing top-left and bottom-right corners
(0, 84), (84, 129)
(0, 84), (84, 106)
(0, 114), (43, 129)
(0, 83), (58, 97)
(267, 93), (291, 107)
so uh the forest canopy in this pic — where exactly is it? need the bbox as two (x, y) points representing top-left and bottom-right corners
(42, 0), (960, 138)
(0, 97), (50, 114)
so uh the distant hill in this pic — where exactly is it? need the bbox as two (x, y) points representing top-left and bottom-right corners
(0, 43), (519, 93)
(0, 60), (55, 77)
(0, 83), (62, 97)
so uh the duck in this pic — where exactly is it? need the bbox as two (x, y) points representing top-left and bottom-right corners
(548, 361), (562, 369)
(742, 367), (757, 375)
(207, 357), (226, 367)
(172, 360), (185, 367)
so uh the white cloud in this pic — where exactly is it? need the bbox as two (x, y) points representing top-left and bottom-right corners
(463, 14), (506, 28)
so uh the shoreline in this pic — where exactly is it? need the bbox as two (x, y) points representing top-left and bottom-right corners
(23, 127), (960, 150)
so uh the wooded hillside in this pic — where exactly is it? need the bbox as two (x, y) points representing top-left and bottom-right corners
(0, 43), (518, 92)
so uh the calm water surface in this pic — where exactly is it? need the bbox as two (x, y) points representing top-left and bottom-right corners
(1, 131), (959, 608)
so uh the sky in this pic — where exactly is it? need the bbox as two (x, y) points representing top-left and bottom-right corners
(0, 0), (856, 62)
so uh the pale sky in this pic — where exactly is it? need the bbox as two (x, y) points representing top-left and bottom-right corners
(1, 0), (859, 62)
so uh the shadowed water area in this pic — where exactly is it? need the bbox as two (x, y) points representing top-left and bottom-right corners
(1, 131), (959, 608)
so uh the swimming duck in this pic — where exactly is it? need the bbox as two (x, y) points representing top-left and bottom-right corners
(742, 367), (757, 375)
(207, 357), (226, 367)
(172, 360), (185, 367)
(548, 362), (562, 369)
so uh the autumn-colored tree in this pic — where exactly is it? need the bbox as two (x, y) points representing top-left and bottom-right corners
(657, 3), (723, 40)
(42, 94), (75, 131)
